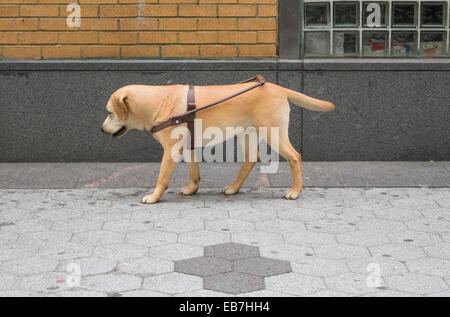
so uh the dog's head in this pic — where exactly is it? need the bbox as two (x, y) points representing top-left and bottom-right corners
(101, 89), (130, 139)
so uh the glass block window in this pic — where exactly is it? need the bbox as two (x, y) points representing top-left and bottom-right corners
(302, 0), (449, 57)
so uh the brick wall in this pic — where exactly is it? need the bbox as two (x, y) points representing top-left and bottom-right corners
(0, 0), (278, 59)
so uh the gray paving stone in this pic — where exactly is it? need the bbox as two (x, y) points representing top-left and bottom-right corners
(255, 219), (306, 233)
(148, 243), (204, 261)
(143, 272), (203, 294)
(0, 231), (19, 245)
(174, 289), (231, 297)
(277, 208), (326, 222)
(325, 207), (375, 222)
(0, 257), (58, 275)
(18, 230), (72, 246)
(131, 208), (180, 222)
(83, 274), (142, 293)
(126, 230), (177, 247)
(406, 218), (450, 233)
(0, 244), (39, 261)
(118, 257), (174, 276)
(325, 273), (381, 296)
(2, 219), (52, 234)
(407, 258), (450, 278)
(205, 219), (255, 233)
(428, 290), (450, 297)
(0, 273), (20, 291)
(391, 198), (439, 210)
(369, 243), (426, 261)
(72, 230), (125, 246)
(39, 242), (93, 260)
(236, 289), (294, 297)
(387, 231), (443, 247)
(229, 208), (277, 222)
(363, 188), (409, 201)
(204, 272), (264, 295)
(103, 219), (154, 233)
(121, 290), (170, 297)
(259, 244), (314, 262)
(424, 243), (450, 260)
(306, 290), (350, 297)
(420, 208), (450, 222)
(265, 273), (326, 296)
(175, 257), (232, 277)
(154, 219), (205, 234)
(232, 231), (283, 247)
(48, 289), (106, 297)
(336, 231), (389, 246)
(234, 257), (292, 277)
(314, 244), (370, 260)
(347, 257), (408, 276)
(307, 219), (358, 234)
(204, 242), (259, 260)
(373, 207), (424, 222)
(385, 273), (448, 295)
(59, 258), (117, 276)
(93, 244), (148, 260)
(284, 231), (336, 246)
(291, 258), (349, 277)
(180, 208), (229, 221)
(180, 231), (230, 246)
(32, 208), (84, 222)
(357, 219), (408, 233)
(19, 272), (68, 292)
(362, 290), (420, 297)
(51, 218), (103, 233)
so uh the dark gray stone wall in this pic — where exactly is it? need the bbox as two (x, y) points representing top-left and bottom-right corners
(0, 59), (448, 162)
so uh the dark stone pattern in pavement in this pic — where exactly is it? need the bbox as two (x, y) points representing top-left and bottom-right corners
(174, 242), (292, 294)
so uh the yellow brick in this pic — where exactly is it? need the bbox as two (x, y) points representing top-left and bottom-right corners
(218, 5), (256, 17)
(21, 5), (59, 17)
(2, 46), (41, 59)
(20, 31), (58, 44)
(59, 31), (98, 44)
(99, 32), (137, 44)
(100, 5), (137, 17)
(179, 31), (217, 44)
(198, 18), (236, 30)
(238, 17), (276, 30)
(0, 6), (19, 17)
(0, 32), (18, 44)
(200, 45), (237, 58)
(82, 45), (120, 58)
(179, 5), (217, 17)
(239, 44), (276, 57)
(140, 5), (177, 17)
(159, 18), (197, 31)
(42, 45), (81, 58)
(258, 5), (277, 17)
(122, 45), (160, 58)
(120, 18), (158, 30)
(0, 18), (38, 30)
(161, 45), (199, 57)
(139, 31), (177, 43)
(218, 31), (256, 43)
(257, 30), (276, 43)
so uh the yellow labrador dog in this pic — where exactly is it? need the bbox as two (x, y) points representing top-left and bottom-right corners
(101, 80), (334, 204)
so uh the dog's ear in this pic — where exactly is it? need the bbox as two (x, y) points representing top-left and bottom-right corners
(112, 92), (128, 121)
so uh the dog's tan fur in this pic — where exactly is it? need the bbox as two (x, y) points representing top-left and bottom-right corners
(102, 82), (334, 204)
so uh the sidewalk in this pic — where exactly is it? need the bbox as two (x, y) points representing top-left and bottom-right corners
(0, 162), (449, 297)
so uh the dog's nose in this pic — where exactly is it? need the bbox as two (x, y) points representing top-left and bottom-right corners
(101, 127), (106, 134)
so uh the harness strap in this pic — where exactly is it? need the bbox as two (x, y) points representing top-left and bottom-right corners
(187, 85), (196, 150)
(151, 75), (266, 147)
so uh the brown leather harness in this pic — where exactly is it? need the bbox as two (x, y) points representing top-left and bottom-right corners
(151, 74), (266, 149)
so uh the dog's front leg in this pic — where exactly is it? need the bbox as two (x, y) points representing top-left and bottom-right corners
(142, 149), (177, 204)
(181, 151), (200, 195)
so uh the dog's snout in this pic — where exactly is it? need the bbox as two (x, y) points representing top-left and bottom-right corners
(101, 127), (106, 134)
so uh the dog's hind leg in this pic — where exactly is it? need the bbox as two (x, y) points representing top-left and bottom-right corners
(278, 135), (303, 200)
(182, 150), (200, 195)
(223, 137), (259, 195)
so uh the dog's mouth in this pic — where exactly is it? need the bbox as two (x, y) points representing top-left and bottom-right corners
(112, 126), (127, 139)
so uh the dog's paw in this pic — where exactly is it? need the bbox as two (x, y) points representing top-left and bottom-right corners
(284, 189), (301, 200)
(222, 185), (239, 195)
(181, 184), (199, 196)
(141, 194), (159, 204)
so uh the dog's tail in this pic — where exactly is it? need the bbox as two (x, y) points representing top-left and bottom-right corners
(284, 88), (335, 112)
